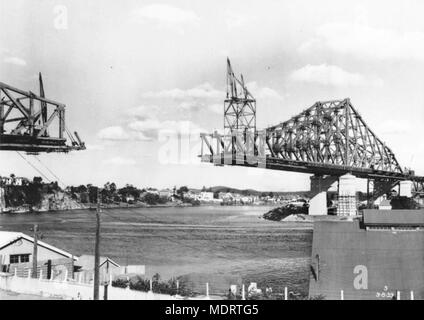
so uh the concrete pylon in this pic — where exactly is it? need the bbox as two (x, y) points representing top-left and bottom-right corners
(337, 173), (357, 217)
(399, 181), (412, 197)
(0, 186), (5, 213)
(309, 175), (338, 216)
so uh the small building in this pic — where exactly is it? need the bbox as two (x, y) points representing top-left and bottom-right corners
(146, 188), (159, 195)
(240, 196), (252, 204)
(219, 192), (234, 201)
(0, 176), (29, 186)
(197, 192), (214, 202)
(0, 231), (75, 280)
(159, 189), (173, 199)
(74, 255), (121, 283)
(125, 195), (135, 203)
(378, 199), (392, 210)
(183, 191), (197, 199)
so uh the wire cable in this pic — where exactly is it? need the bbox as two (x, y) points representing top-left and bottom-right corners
(16, 151), (51, 183)
(32, 155), (67, 188)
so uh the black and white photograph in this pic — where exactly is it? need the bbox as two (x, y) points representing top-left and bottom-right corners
(0, 0), (423, 307)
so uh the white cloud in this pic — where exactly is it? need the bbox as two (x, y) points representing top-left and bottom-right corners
(97, 126), (130, 141)
(245, 82), (285, 100)
(86, 143), (105, 151)
(3, 56), (26, 66)
(225, 12), (256, 30)
(142, 81), (284, 104)
(103, 157), (137, 166)
(133, 131), (153, 141)
(207, 103), (223, 114)
(128, 118), (203, 139)
(141, 83), (223, 100)
(126, 103), (202, 121)
(138, 82), (283, 115)
(133, 4), (200, 25)
(126, 105), (160, 120)
(289, 64), (384, 87)
(299, 22), (424, 61)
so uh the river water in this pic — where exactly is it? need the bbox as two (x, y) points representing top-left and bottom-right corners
(0, 205), (313, 297)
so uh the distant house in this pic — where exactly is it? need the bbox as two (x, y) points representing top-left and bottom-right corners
(159, 189), (173, 199)
(146, 188), (159, 195)
(183, 191), (197, 199)
(126, 195), (135, 203)
(197, 192), (214, 202)
(240, 196), (252, 204)
(0, 176), (29, 186)
(218, 192), (227, 199)
(0, 231), (75, 280)
(219, 192), (234, 201)
(74, 255), (121, 283)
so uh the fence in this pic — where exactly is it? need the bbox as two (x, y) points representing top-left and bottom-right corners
(5, 271), (412, 300)
(324, 288), (417, 300)
(0, 271), (286, 300)
(3, 258), (74, 281)
(0, 272), (179, 300)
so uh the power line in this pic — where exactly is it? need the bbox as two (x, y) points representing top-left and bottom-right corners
(16, 151), (51, 183)
(32, 155), (67, 188)
(16, 151), (87, 210)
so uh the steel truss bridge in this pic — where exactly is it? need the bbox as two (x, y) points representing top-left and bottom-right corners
(200, 59), (424, 199)
(0, 74), (85, 154)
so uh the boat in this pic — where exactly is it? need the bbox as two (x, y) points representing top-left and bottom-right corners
(309, 209), (424, 300)
(10, 205), (30, 214)
(0, 208), (12, 214)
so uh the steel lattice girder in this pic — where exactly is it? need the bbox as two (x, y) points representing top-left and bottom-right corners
(224, 58), (256, 133)
(0, 78), (85, 153)
(266, 98), (402, 173)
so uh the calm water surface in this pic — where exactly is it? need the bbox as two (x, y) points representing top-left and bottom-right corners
(0, 206), (313, 296)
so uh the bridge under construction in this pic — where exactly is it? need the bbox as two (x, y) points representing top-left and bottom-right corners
(0, 74), (85, 154)
(200, 59), (424, 214)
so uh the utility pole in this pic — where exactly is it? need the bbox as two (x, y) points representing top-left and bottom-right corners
(103, 260), (109, 300)
(93, 187), (101, 300)
(32, 224), (38, 278)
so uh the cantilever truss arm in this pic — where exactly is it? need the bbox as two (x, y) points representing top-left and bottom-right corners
(265, 99), (403, 174)
(0, 82), (65, 138)
(0, 79), (85, 153)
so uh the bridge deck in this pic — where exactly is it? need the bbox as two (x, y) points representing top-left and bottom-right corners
(0, 134), (77, 153)
(200, 154), (424, 183)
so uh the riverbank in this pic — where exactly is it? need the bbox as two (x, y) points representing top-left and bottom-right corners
(1, 201), (281, 215)
(0, 201), (194, 214)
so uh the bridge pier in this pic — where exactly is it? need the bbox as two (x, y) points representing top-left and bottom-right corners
(0, 185), (5, 213)
(399, 181), (413, 197)
(309, 175), (338, 216)
(337, 174), (357, 217)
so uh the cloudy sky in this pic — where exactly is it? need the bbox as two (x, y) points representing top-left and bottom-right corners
(1, 0), (424, 191)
